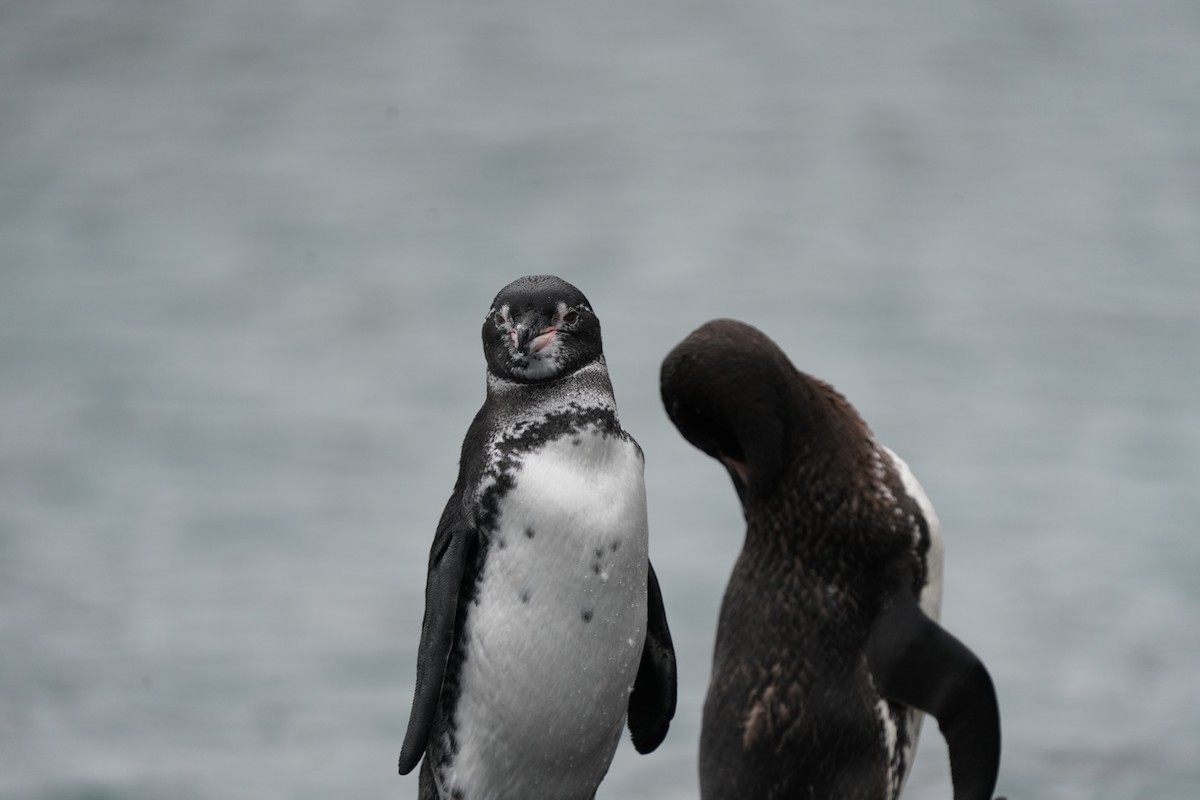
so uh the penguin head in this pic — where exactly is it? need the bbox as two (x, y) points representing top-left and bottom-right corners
(483, 275), (604, 383)
(661, 318), (874, 507)
(660, 319), (796, 503)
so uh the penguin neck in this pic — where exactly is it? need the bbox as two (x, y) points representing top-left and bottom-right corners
(789, 372), (874, 454)
(486, 357), (619, 422)
(729, 373), (871, 503)
(735, 377), (885, 560)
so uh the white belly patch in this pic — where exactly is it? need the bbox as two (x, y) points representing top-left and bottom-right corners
(440, 430), (650, 800)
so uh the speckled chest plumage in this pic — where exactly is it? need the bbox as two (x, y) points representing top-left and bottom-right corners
(429, 383), (650, 800)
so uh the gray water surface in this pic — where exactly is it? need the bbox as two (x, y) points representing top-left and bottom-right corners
(2, 2), (1198, 799)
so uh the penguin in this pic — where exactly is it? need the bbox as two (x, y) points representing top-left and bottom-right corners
(399, 275), (677, 800)
(660, 319), (1002, 800)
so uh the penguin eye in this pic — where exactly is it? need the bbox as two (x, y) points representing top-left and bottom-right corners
(562, 310), (579, 325)
(493, 312), (507, 329)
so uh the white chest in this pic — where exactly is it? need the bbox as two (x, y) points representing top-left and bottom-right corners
(881, 445), (943, 620)
(877, 445), (945, 799)
(440, 430), (650, 800)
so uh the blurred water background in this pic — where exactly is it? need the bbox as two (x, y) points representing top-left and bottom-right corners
(2, 1), (1198, 799)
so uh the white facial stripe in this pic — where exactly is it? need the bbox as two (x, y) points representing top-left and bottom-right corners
(492, 304), (513, 331)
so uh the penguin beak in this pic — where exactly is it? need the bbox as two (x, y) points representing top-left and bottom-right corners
(719, 455), (750, 505)
(514, 324), (557, 356)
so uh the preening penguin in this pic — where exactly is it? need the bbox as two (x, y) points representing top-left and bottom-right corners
(660, 319), (1002, 800)
(399, 275), (677, 800)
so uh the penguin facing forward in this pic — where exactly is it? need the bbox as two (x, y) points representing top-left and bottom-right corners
(399, 275), (677, 800)
(660, 319), (1002, 800)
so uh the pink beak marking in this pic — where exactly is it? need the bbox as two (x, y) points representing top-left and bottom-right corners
(527, 328), (557, 353)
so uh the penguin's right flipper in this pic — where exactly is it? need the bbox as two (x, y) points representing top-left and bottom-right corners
(398, 494), (474, 775)
(627, 560), (677, 753)
(865, 594), (1002, 800)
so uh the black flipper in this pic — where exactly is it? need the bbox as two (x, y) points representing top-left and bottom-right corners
(398, 494), (474, 775)
(865, 594), (1002, 800)
(627, 560), (677, 753)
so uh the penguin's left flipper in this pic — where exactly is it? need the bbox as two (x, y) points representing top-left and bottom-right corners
(626, 560), (677, 753)
(398, 496), (475, 775)
(866, 594), (1002, 800)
